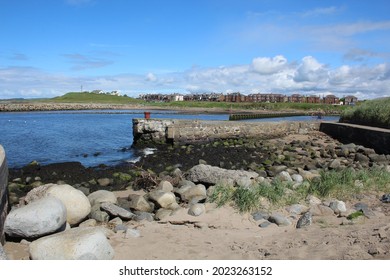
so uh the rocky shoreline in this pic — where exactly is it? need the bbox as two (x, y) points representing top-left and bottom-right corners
(3, 130), (390, 260)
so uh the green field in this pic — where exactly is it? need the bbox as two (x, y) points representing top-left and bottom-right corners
(48, 92), (142, 104)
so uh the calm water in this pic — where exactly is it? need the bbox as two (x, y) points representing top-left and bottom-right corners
(0, 110), (228, 168)
(0, 110), (338, 168)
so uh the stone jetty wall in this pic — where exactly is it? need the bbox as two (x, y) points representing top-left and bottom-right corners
(320, 122), (390, 155)
(133, 119), (321, 145)
(0, 145), (9, 245)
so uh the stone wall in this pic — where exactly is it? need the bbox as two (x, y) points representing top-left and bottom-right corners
(0, 145), (9, 245)
(320, 122), (390, 155)
(133, 119), (321, 145)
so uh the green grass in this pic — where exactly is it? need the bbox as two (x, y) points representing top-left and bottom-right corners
(310, 167), (390, 199)
(49, 92), (142, 104)
(340, 97), (390, 129)
(150, 100), (345, 113)
(209, 179), (289, 213)
(208, 167), (390, 212)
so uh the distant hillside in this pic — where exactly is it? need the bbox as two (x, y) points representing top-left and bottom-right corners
(50, 92), (142, 104)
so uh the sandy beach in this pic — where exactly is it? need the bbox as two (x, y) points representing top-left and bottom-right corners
(3, 187), (390, 260)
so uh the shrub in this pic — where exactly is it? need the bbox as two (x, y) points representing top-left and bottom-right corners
(340, 97), (390, 129)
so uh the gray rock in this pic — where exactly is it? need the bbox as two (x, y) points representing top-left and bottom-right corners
(381, 194), (390, 203)
(89, 204), (110, 222)
(252, 211), (270, 221)
(29, 227), (114, 260)
(100, 202), (135, 220)
(291, 174), (304, 184)
(267, 165), (288, 177)
(368, 154), (387, 163)
(276, 171), (293, 182)
(108, 217), (123, 227)
(184, 164), (258, 185)
(188, 203), (206, 216)
(177, 180), (196, 188)
(157, 180), (174, 192)
(177, 184), (207, 202)
(268, 213), (291, 226)
(236, 176), (254, 188)
(296, 212), (312, 228)
(5, 196), (67, 239)
(128, 194), (153, 212)
(88, 190), (117, 206)
(133, 211), (154, 222)
(97, 178), (111, 187)
(309, 204), (335, 216)
(329, 200), (347, 215)
(155, 209), (173, 220)
(259, 221), (272, 228)
(306, 195), (322, 206)
(286, 204), (308, 215)
(328, 159), (341, 170)
(355, 153), (370, 163)
(148, 190), (179, 210)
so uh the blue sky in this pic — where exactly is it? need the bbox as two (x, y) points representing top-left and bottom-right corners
(1, 0), (390, 99)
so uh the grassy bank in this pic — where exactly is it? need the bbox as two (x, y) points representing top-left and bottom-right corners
(340, 97), (390, 129)
(49, 92), (142, 104)
(209, 167), (390, 213)
(145, 100), (345, 113)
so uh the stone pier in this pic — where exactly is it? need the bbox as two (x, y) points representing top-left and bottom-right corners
(132, 119), (321, 145)
(0, 145), (9, 245)
(319, 122), (390, 155)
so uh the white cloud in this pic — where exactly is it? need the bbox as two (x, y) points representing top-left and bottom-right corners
(301, 6), (342, 18)
(62, 53), (113, 71)
(1, 56), (390, 100)
(293, 56), (328, 83)
(251, 55), (288, 75)
(145, 72), (157, 82)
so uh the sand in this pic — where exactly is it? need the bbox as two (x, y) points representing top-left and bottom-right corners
(3, 188), (390, 260)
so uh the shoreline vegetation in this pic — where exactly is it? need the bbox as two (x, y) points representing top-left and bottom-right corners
(1, 92), (345, 115)
(340, 97), (390, 129)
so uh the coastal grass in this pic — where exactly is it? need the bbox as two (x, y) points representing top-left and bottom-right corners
(49, 92), (142, 104)
(209, 167), (390, 213)
(310, 167), (390, 199)
(151, 100), (345, 113)
(340, 97), (390, 129)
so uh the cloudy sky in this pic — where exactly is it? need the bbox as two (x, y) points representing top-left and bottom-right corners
(1, 0), (390, 99)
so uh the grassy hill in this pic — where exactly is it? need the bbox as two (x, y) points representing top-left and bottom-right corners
(50, 92), (142, 104)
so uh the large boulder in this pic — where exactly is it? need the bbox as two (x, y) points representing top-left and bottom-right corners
(88, 190), (117, 206)
(45, 184), (91, 226)
(148, 191), (179, 210)
(176, 184), (207, 202)
(29, 227), (114, 260)
(185, 164), (258, 185)
(5, 196), (67, 239)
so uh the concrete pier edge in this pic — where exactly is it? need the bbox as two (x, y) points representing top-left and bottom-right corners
(0, 145), (9, 246)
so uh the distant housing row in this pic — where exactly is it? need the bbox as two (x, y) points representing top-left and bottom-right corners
(138, 92), (358, 105)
